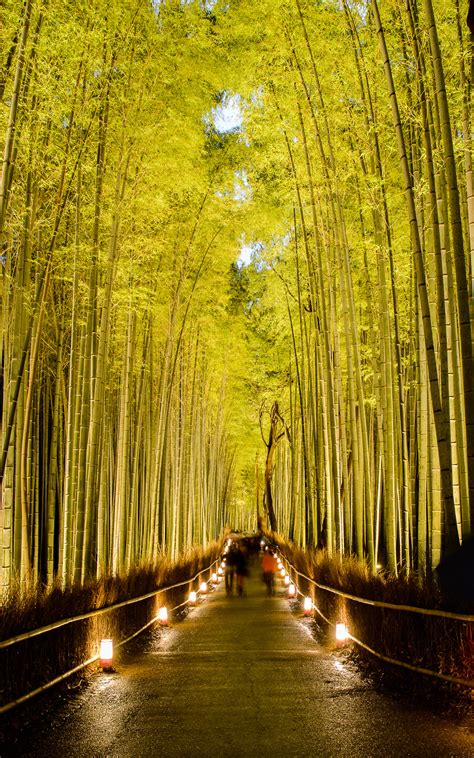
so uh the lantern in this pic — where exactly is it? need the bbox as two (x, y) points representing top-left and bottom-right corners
(218, 567), (224, 576)
(158, 607), (168, 625)
(335, 623), (348, 642)
(288, 583), (296, 598)
(211, 572), (218, 583)
(303, 597), (313, 615)
(284, 575), (290, 586)
(99, 639), (113, 670)
(199, 581), (208, 594)
(189, 591), (197, 606)
(280, 568), (285, 577)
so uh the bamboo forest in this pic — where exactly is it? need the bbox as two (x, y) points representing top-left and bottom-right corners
(1, 0), (474, 594)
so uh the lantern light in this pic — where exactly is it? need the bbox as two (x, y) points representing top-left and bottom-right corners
(211, 572), (218, 583)
(288, 583), (296, 598)
(284, 575), (290, 586)
(218, 567), (224, 576)
(260, 540), (265, 548)
(189, 591), (197, 606)
(303, 597), (313, 615)
(199, 581), (208, 594)
(280, 568), (286, 577)
(335, 623), (348, 642)
(99, 638), (113, 670)
(158, 607), (168, 625)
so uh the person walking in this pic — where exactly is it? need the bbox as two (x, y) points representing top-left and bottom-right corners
(234, 545), (249, 597)
(225, 544), (238, 595)
(261, 550), (278, 596)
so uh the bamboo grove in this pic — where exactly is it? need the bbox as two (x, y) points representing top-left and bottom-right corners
(1, 0), (473, 592)
(0, 0), (251, 589)
(234, 0), (474, 575)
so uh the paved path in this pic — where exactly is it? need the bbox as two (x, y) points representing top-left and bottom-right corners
(2, 564), (473, 757)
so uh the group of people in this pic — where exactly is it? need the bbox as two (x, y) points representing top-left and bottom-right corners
(224, 542), (249, 596)
(224, 538), (279, 598)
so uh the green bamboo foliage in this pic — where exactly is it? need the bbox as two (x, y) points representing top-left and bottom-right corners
(0, 0), (242, 590)
(239, 0), (472, 573)
(1, 0), (472, 595)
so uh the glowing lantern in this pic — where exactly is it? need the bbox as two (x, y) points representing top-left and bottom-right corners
(284, 575), (290, 586)
(260, 540), (265, 548)
(303, 597), (313, 615)
(211, 572), (218, 583)
(99, 638), (113, 670)
(335, 623), (348, 642)
(158, 607), (168, 625)
(280, 568), (285, 577)
(288, 583), (296, 598)
(199, 581), (208, 594)
(189, 591), (197, 606)
(218, 567), (224, 576)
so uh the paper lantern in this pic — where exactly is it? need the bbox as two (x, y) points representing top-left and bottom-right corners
(158, 607), (168, 625)
(99, 639), (113, 670)
(288, 583), (296, 598)
(303, 597), (313, 615)
(335, 623), (348, 642)
(189, 591), (197, 606)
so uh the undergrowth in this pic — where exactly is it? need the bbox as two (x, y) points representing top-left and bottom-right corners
(270, 532), (474, 689)
(0, 540), (222, 708)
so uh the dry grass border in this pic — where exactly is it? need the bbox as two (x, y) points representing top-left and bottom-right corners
(269, 533), (473, 686)
(0, 541), (222, 708)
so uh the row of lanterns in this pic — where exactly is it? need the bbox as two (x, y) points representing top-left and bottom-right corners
(99, 600), (173, 669)
(276, 556), (297, 599)
(275, 552), (349, 644)
(99, 559), (226, 669)
(99, 544), (349, 670)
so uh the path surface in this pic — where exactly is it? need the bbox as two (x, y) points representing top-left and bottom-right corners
(2, 564), (473, 757)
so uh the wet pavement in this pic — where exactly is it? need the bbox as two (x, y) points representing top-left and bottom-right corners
(1, 564), (473, 757)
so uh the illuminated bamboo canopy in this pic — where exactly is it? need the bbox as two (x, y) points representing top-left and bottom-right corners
(1, 0), (472, 590)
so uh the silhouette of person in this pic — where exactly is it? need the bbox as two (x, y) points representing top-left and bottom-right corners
(225, 544), (238, 595)
(261, 551), (278, 596)
(234, 545), (249, 596)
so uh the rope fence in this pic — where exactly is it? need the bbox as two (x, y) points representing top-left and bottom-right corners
(2, 542), (472, 714)
(0, 559), (220, 714)
(275, 548), (474, 689)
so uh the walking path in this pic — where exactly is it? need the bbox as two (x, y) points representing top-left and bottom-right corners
(3, 563), (473, 757)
